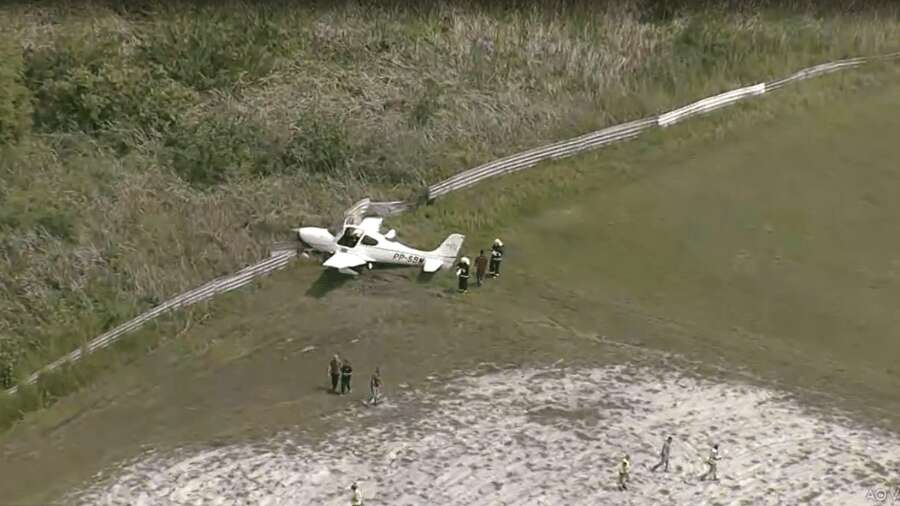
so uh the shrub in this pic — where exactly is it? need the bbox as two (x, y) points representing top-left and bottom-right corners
(165, 111), (361, 187)
(25, 31), (193, 138)
(164, 113), (286, 188)
(137, 7), (289, 92)
(408, 78), (443, 128)
(0, 37), (33, 144)
(0, 184), (77, 241)
(284, 116), (353, 178)
(0, 334), (22, 389)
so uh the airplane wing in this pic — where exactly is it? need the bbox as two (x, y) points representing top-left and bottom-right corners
(423, 258), (443, 273)
(323, 251), (368, 270)
(358, 217), (383, 235)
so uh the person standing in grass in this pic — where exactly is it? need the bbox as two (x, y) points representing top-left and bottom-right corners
(368, 366), (382, 405)
(456, 256), (470, 293)
(328, 354), (342, 394)
(350, 482), (363, 505)
(474, 250), (488, 287)
(340, 359), (353, 394)
(651, 435), (673, 472)
(700, 443), (720, 481)
(617, 454), (631, 491)
(489, 238), (504, 277)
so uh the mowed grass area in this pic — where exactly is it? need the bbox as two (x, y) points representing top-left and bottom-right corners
(417, 74), (900, 424)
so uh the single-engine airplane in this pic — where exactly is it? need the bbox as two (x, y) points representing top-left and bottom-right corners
(294, 217), (464, 276)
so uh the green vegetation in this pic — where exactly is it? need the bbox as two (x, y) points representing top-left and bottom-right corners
(1, 0), (900, 430)
(0, 37), (32, 144)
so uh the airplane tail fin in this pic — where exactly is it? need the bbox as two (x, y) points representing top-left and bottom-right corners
(421, 234), (465, 273)
(431, 233), (465, 259)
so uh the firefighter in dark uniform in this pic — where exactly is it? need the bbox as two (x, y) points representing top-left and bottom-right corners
(340, 359), (353, 394)
(456, 256), (471, 293)
(489, 238), (504, 277)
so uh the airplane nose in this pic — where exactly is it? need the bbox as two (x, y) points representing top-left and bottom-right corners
(297, 227), (317, 245)
(297, 227), (335, 251)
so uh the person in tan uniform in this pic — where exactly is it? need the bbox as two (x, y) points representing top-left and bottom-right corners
(368, 367), (383, 405)
(350, 482), (363, 505)
(474, 250), (488, 286)
(328, 354), (342, 394)
(618, 454), (631, 491)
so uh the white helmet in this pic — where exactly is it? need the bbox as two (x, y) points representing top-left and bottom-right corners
(460, 257), (470, 265)
(493, 238), (503, 246)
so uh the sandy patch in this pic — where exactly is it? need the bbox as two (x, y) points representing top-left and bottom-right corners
(69, 364), (899, 505)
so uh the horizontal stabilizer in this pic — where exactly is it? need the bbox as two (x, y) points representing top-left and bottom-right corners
(423, 258), (443, 273)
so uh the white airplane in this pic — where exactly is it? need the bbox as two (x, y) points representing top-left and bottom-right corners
(294, 217), (465, 276)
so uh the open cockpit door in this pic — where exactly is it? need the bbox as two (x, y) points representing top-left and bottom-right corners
(336, 226), (362, 248)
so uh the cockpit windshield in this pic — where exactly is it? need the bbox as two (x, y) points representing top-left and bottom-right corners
(337, 227), (362, 248)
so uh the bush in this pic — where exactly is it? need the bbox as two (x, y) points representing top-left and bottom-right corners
(0, 189), (77, 241)
(25, 31), (193, 138)
(164, 112), (287, 188)
(0, 37), (33, 144)
(0, 205), (75, 242)
(137, 7), (289, 92)
(0, 335), (22, 389)
(165, 111), (360, 187)
(408, 78), (443, 128)
(284, 116), (353, 178)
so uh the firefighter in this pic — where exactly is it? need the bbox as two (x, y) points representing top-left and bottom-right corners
(651, 435), (673, 472)
(489, 238), (504, 277)
(368, 366), (383, 405)
(474, 250), (488, 287)
(700, 444), (720, 481)
(456, 256), (471, 293)
(340, 359), (353, 394)
(328, 354), (342, 394)
(617, 454), (631, 491)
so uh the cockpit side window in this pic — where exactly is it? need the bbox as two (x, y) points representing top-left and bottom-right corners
(337, 228), (362, 247)
(361, 235), (378, 246)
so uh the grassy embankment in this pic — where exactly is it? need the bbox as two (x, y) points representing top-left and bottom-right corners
(1, 0), (899, 430)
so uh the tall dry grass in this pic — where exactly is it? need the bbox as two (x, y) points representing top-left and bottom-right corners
(1, 0), (900, 426)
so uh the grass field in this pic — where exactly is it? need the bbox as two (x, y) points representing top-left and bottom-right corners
(2, 62), (900, 504)
(2, 0), (900, 421)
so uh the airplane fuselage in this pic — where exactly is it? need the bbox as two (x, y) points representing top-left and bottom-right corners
(296, 220), (462, 274)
